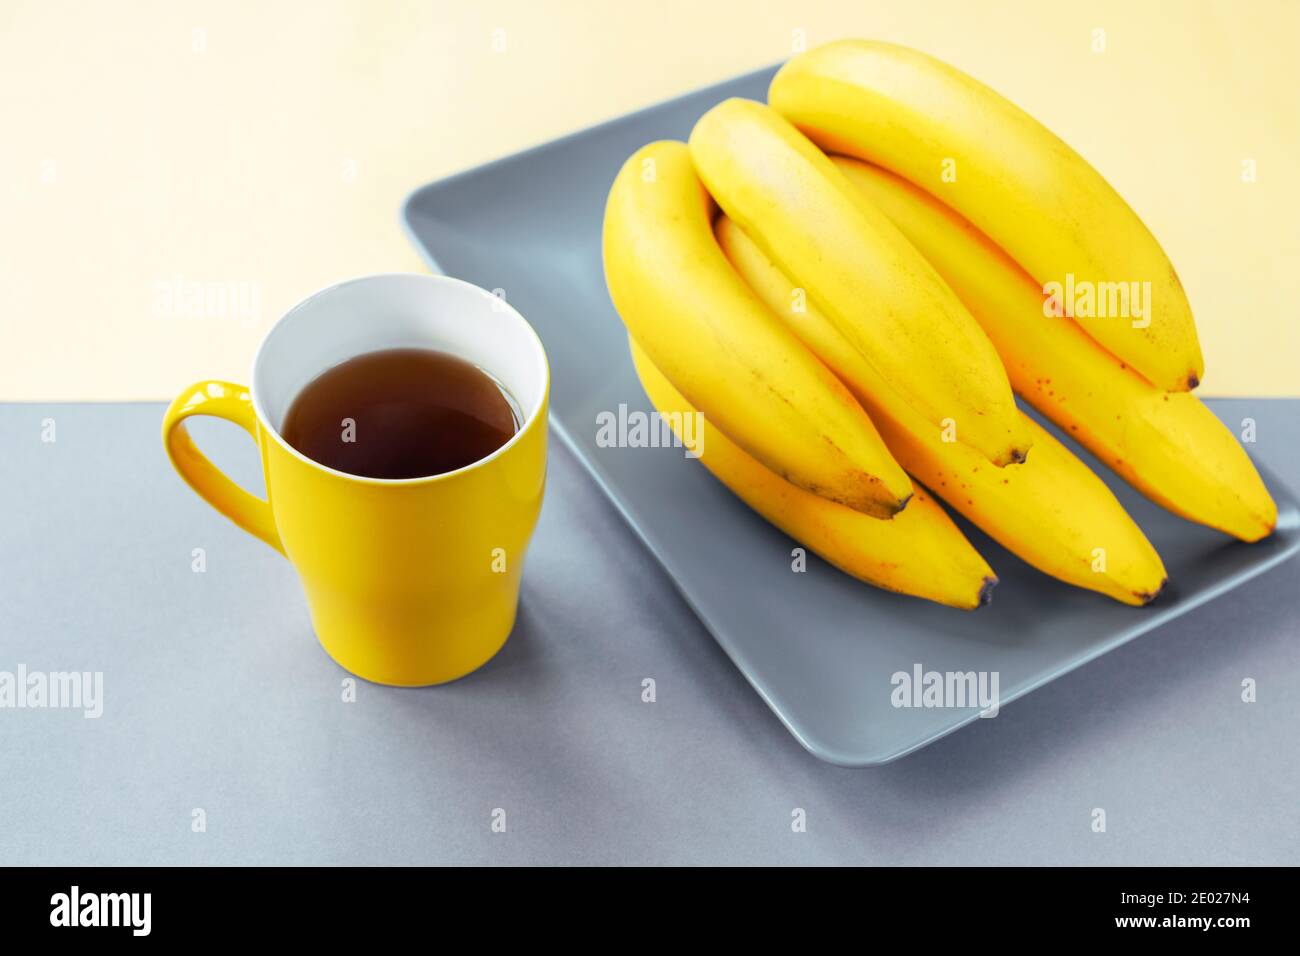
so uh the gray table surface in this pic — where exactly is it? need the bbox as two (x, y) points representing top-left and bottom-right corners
(1, 398), (1297, 866)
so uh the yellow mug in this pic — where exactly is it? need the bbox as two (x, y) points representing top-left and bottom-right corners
(162, 273), (549, 685)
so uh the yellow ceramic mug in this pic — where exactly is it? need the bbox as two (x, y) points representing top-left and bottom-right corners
(162, 274), (549, 685)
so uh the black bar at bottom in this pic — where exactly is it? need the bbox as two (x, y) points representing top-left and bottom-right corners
(0, 866), (1283, 940)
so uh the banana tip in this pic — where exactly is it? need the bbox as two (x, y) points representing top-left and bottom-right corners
(1186, 372), (1200, 390)
(1136, 577), (1169, 606)
(1238, 521), (1276, 544)
(978, 576), (997, 607)
(993, 444), (1030, 467)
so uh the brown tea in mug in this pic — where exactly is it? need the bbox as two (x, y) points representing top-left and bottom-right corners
(281, 348), (521, 479)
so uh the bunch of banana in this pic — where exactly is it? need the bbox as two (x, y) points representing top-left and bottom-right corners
(601, 38), (1276, 611)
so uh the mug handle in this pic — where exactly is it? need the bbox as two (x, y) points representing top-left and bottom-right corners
(162, 381), (284, 554)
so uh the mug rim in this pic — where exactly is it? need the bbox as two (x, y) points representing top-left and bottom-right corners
(249, 272), (549, 487)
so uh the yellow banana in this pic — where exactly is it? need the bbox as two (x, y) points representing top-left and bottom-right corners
(688, 98), (1030, 468)
(717, 215), (1168, 605)
(628, 336), (996, 610)
(602, 140), (911, 517)
(769, 39), (1204, 392)
(833, 156), (1277, 543)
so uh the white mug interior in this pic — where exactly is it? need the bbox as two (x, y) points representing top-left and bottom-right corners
(251, 273), (548, 479)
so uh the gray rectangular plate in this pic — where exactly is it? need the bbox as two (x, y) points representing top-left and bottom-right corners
(401, 65), (1300, 766)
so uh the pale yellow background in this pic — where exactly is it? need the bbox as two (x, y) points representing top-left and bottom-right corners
(1, 0), (1296, 399)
